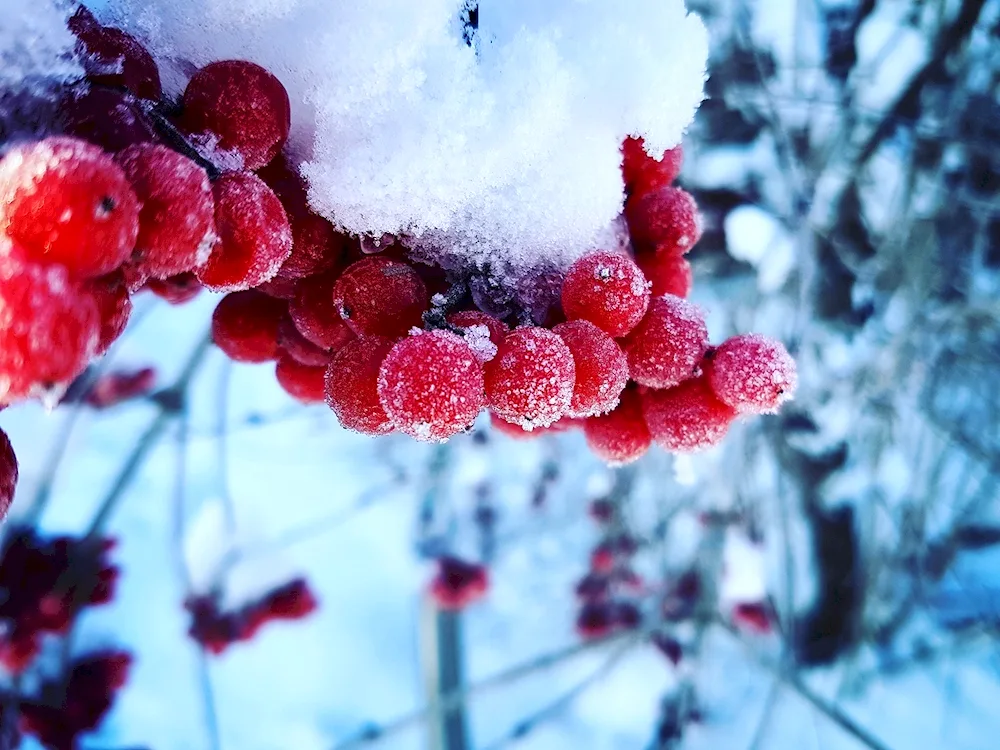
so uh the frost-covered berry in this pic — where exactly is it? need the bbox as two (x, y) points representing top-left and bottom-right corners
(0, 428), (17, 520)
(61, 86), (158, 153)
(257, 275), (302, 301)
(489, 412), (581, 440)
(621, 137), (683, 197)
(84, 271), (132, 356)
(624, 295), (708, 389)
(378, 330), (485, 442)
(211, 290), (286, 363)
(275, 355), (326, 404)
(197, 172), (292, 292)
(0, 258), (99, 403)
(642, 376), (737, 453)
(277, 316), (332, 367)
(325, 337), (394, 436)
(447, 310), (508, 361)
(333, 257), (429, 339)
(116, 145), (215, 280)
(145, 273), (201, 305)
(69, 6), (162, 100)
(561, 251), (650, 338)
(289, 272), (355, 350)
(552, 320), (628, 418)
(0, 137), (140, 279)
(706, 334), (797, 414)
(636, 253), (692, 298)
(583, 388), (651, 465)
(180, 60), (291, 171)
(430, 557), (489, 610)
(625, 186), (703, 255)
(485, 327), (576, 430)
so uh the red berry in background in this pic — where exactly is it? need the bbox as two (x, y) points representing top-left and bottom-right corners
(333, 257), (429, 339)
(732, 602), (773, 634)
(623, 295), (708, 389)
(430, 557), (489, 610)
(489, 413), (582, 440)
(611, 601), (643, 630)
(197, 172), (292, 292)
(60, 86), (158, 153)
(447, 310), (509, 361)
(116, 144), (216, 279)
(289, 272), (355, 350)
(706, 334), (797, 415)
(625, 186), (703, 255)
(258, 154), (345, 280)
(378, 330), (485, 442)
(576, 601), (614, 640)
(145, 272), (202, 305)
(561, 251), (650, 338)
(0, 258), (99, 403)
(552, 320), (628, 418)
(642, 375), (737, 453)
(0, 429), (17, 521)
(0, 137), (140, 279)
(180, 60), (291, 171)
(575, 573), (610, 601)
(583, 387), (651, 466)
(211, 290), (286, 363)
(621, 137), (683, 197)
(83, 270), (132, 356)
(591, 544), (616, 573)
(325, 337), (395, 436)
(277, 316), (331, 367)
(241, 579), (319, 639)
(68, 6), (162, 100)
(84, 367), (157, 409)
(275, 355), (327, 404)
(635, 252), (692, 298)
(485, 327), (576, 430)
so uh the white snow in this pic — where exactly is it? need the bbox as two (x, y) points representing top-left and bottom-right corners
(0, 0), (82, 97)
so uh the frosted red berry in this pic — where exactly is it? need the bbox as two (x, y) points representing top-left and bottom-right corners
(116, 144), (216, 279)
(145, 272), (201, 305)
(636, 252), (692, 298)
(197, 172), (292, 292)
(561, 251), (650, 338)
(706, 334), (797, 414)
(623, 295), (708, 389)
(257, 275), (301, 301)
(61, 86), (158, 153)
(0, 137), (140, 279)
(325, 337), (394, 436)
(583, 388), (651, 466)
(84, 270), (132, 356)
(333, 257), (429, 339)
(211, 290), (286, 363)
(69, 7), (162, 100)
(0, 258), (99, 403)
(277, 316), (332, 366)
(377, 330), (485, 442)
(642, 376), (737, 453)
(289, 272), (356, 350)
(447, 310), (508, 361)
(485, 327), (576, 430)
(275, 355), (326, 404)
(430, 557), (489, 610)
(625, 186), (703, 255)
(0, 428), (17, 521)
(621, 137), (683, 197)
(553, 320), (628, 418)
(180, 60), (291, 171)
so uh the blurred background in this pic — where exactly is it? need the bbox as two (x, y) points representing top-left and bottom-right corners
(3, 0), (1000, 748)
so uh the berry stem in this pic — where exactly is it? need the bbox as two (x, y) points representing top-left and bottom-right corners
(143, 101), (222, 180)
(422, 277), (470, 333)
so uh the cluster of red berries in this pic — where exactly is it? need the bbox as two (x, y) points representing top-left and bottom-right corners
(185, 577), (318, 655)
(428, 556), (490, 610)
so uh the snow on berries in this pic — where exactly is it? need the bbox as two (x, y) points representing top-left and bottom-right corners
(447, 310), (509, 361)
(325, 337), (395, 436)
(707, 334), (798, 414)
(642, 375), (738, 453)
(485, 327), (576, 430)
(561, 251), (650, 338)
(624, 294), (709, 389)
(552, 320), (628, 418)
(621, 137), (683, 198)
(211, 290), (286, 364)
(626, 185), (703, 255)
(377, 330), (485, 442)
(0, 428), (17, 520)
(0, 136), (140, 279)
(332, 257), (429, 339)
(583, 388), (651, 466)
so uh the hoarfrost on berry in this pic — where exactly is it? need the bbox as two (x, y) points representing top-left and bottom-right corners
(624, 294), (709, 389)
(707, 333), (798, 414)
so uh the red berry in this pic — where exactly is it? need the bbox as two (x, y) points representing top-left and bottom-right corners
(85, 367), (157, 409)
(583, 388), (651, 465)
(211, 290), (286, 363)
(447, 310), (508, 361)
(0, 428), (17, 521)
(257, 154), (345, 280)
(377, 330), (485, 442)
(325, 337), (394, 435)
(489, 412), (581, 440)
(430, 557), (489, 610)
(641, 376), (737, 453)
(332, 257), (429, 339)
(706, 334), (797, 414)
(732, 602), (773, 634)
(553, 320), (628, 418)
(69, 7), (162, 100)
(144, 272), (201, 305)
(275, 355), (326, 403)
(623, 295), (708, 389)
(180, 60), (291, 171)
(197, 172), (292, 292)
(591, 544), (616, 573)
(0, 137), (140, 279)
(256, 274), (302, 300)
(635, 253), (692, 298)
(289, 271), (356, 350)
(576, 602), (614, 640)
(115, 144), (216, 279)
(277, 315), (331, 366)
(625, 186), (703, 255)
(621, 137), (683, 197)
(561, 251), (650, 338)
(84, 270), (132, 356)
(484, 327), (576, 430)
(0, 258), (99, 402)
(60, 86), (158, 153)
